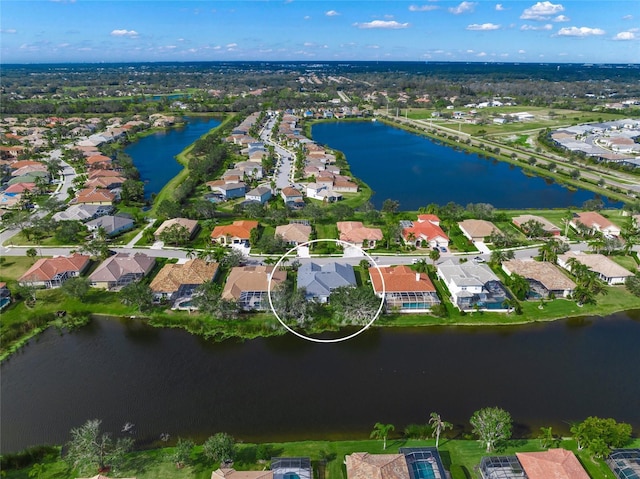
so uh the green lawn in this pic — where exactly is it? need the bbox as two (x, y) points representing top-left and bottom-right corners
(5, 437), (639, 479)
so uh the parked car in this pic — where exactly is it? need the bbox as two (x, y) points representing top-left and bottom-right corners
(473, 256), (485, 263)
(439, 246), (447, 253)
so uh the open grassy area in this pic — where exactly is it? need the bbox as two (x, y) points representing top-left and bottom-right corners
(4, 437), (639, 479)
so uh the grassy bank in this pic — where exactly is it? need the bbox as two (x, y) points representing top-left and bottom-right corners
(4, 437), (639, 479)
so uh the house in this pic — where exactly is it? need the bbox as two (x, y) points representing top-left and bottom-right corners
(74, 187), (116, 205)
(150, 259), (219, 302)
(402, 215), (449, 249)
(234, 160), (264, 179)
(557, 251), (634, 285)
(88, 253), (155, 290)
(337, 221), (383, 249)
(85, 175), (126, 190)
(275, 223), (312, 245)
(369, 265), (440, 312)
(154, 218), (199, 240)
(480, 449), (589, 479)
(437, 259), (510, 311)
(333, 179), (358, 193)
(502, 259), (576, 298)
(281, 187), (305, 207)
(346, 447), (447, 479)
(19, 253), (91, 288)
(305, 183), (342, 202)
(458, 219), (501, 242)
(297, 262), (356, 303)
(85, 215), (135, 237)
(206, 180), (247, 200)
(222, 265), (286, 310)
(516, 449), (590, 479)
(570, 211), (621, 237)
(211, 457), (311, 479)
(245, 186), (272, 204)
(512, 214), (561, 236)
(211, 220), (259, 245)
(52, 204), (113, 222)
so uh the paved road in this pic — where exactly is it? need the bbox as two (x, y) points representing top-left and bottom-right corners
(260, 116), (296, 190)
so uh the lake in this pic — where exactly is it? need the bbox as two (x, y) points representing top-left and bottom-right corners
(2, 312), (639, 453)
(312, 121), (616, 210)
(124, 116), (221, 198)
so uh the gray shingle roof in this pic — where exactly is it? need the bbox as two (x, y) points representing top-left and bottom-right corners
(297, 262), (356, 301)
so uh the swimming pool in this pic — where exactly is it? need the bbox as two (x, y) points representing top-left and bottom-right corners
(410, 461), (436, 479)
(283, 473), (300, 479)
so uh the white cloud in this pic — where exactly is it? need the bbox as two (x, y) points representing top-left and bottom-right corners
(495, 4), (506, 11)
(304, 15), (311, 20)
(520, 23), (552, 30)
(466, 49), (474, 53)
(520, 1), (564, 21)
(226, 42), (238, 48)
(467, 23), (500, 31)
(518, 49), (526, 53)
(0, 28), (17, 34)
(367, 44), (381, 49)
(622, 14), (633, 20)
(557, 26), (605, 37)
(325, 10), (340, 17)
(614, 31), (636, 40)
(477, 51), (487, 57)
(553, 15), (570, 22)
(409, 4), (439, 11)
(354, 20), (410, 29)
(448, 1), (476, 15)
(110, 29), (139, 37)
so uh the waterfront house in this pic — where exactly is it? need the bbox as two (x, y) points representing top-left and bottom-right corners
(89, 253), (155, 290)
(234, 160), (264, 179)
(606, 449), (640, 479)
(570, 211), (621, 237)
(211, 220), (259, 245)
(85, 175), (126, 190)
(19, 253), (91, 289)
(306, 183), (342, 202)
(458, 219), (501, 242)
(337, 221), (383, 249)
(206, 180), (247, 200)
(211, 457), (311, 479)
(150, 259), (219, 302)
(369, 265), (440, 312)
(154, 218), (199, 240)
(222, 265), (286, 310)
(402, 215), (449, 249)
(346, 447), (447, 479)
(502, 259), (576, 298)
(275, 223), (312, 246)
(557, 251), (633, 285)
(512, 214), (561, 237)
(437, 259), (509, 311)
(480, 449), (589, 479)
(245, 186), (272, 204)
(85, 214), (135, 237)
(297, 261), (357, 303)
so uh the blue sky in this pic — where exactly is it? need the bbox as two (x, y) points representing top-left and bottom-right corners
(1, 1), (638, 63)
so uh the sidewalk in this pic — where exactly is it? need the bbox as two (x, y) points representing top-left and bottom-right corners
(125, 219), (156, 248)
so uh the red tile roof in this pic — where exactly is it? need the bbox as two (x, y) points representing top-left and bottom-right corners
(369, 265), (436, 293)
(403, 218), (449, 242)
(516, 449), (590, 479)
(19, 253), (90, 282)
(211, 220), (259, 240)
(337, 221), (383, 243)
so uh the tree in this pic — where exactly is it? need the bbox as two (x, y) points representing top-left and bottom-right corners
(370, 423), (394, 450)
(489, 249), (514, 266)
(65, 419), (133, 475)
(26, 247), (38, 263)
(429, 248), (440, 267)
(119, 282), (153, 312)
(121, 179), (145, 205)
(520, 219), (546, 239)
(508, 273), (530, 301)
(159, 224), (190, 246)
(570, 417), (632, 458)
(61, 277), (90, 300)
(329, 286), (380, 326)
(537, 426), (561, 449)
(429, 412), (452, 449)
(538, 238), (568, 263)
(202, 432), (236, 463)
(172, 437), (194, 468)
(470, 407), (512, 452)
(382, 199), (400, 215)
(626, 271), (640, 297)
(414, 259), (429, 274)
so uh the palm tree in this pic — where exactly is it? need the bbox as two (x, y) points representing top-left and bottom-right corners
(429, 412), (452, 449)
(429, 248), (440, 267)
(414, 259), (429, 274)
(370, 423), (394, 450)
(588, 234), (606, 254)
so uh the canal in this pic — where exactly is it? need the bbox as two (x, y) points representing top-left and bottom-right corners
(2, 313), (639, 452)
(312, 121), (617, 210)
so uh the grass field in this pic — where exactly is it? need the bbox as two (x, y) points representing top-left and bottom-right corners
(4, 437), (639, 479)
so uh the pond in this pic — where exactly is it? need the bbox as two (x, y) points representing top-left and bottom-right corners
(2, 312), (639, 453)
(124, 116), (221, 198)
(312, 121), (617, 210)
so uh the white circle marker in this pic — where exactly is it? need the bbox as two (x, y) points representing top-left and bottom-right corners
(267, 238), (386, 343)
